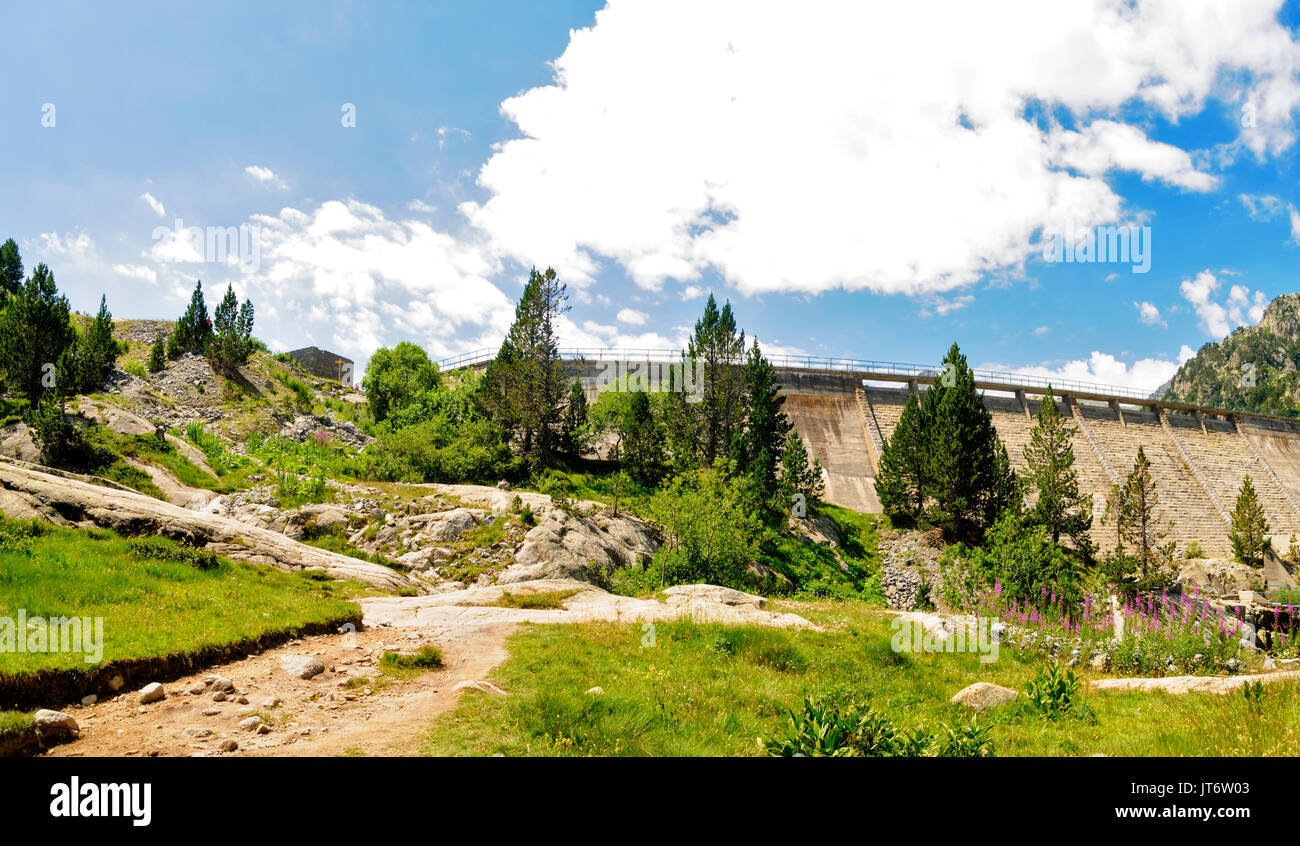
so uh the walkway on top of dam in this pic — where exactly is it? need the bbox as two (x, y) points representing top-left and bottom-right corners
(437, 347), (1295, 424)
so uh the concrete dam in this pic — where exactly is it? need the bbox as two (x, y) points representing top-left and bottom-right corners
(439, 348), (1300, 558)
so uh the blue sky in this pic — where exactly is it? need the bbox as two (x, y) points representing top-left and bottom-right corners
(4, 0), (1300, 390)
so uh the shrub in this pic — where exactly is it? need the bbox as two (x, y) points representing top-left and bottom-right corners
(127, 536), (222, 571)
(760, 698), (992, 758)
(648, 463), (764, 590)
(1025, 661), (1084, 720)
(967, 509), (1082, 612)
(379, 646), (444, 676)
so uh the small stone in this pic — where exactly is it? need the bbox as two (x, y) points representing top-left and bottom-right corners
(219, 739), (238, 752)
(80, 694), (97, 707)
(261, 696), (282, 708)
(257, 723), (272, 734)
(107, 675), (125, 692)
(33, 709), (80, 742)
(183, 727), (212, 738)
(210, 676), (235, 692)
(212, 691), (227, 702)
(201, 708), (221, 717)
(138, 682), (166, 704)
(236, 696), (249, 705)
(238, 716), (263, 732)
(280, 655), (326, 680)
(950, 682), (1019, 711)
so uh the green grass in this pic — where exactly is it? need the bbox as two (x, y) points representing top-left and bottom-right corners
(0, 517), (360, 677)
(421, 600), (1300, 757)
(0, 710), (32, 738)
(96, 429), (228, 492)
(494, 589), (580, 610)
(379, 646), (444, 678)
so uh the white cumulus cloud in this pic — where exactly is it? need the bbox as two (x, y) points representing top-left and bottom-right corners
(461, 0), (1300, 299)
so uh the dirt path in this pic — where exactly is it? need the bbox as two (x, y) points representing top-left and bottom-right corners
(45, 621), (516, 758)
(123, 456), (214, 509)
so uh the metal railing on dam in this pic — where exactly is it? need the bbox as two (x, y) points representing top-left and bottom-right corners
(437, 346), (1158, 402)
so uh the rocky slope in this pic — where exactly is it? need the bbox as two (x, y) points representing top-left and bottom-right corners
(1162, 292), (1300, 415)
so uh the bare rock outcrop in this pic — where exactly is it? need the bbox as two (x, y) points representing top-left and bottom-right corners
(0, 457), (424, 594)
(503, 510), (659, 584)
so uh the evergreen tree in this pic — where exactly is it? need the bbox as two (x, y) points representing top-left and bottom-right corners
(875, 391), (928, 523)
(558, 379), (589, 457)
(1023, 387), (1092, 551)
(73, 294), (120, 392)
(210, 284), (255, 370)
(738, 338), (791, 501)
(170, 280), (212, 357)
(0, 263), (75, 403)
(480, 267), (569, 466)
(149, 333), (167, 372)
(589, 388), (663, 487)
(686, 294), (746, 464)
(1114, 446), (1168, 575)
(0, 239), (23, 300)
(780, 431), (824, 508)
(1229, 474), (1271, 568)
(924, 343), (1016, 541)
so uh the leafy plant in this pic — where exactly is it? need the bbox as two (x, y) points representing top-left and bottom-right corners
(1025, 661), (1083, 720)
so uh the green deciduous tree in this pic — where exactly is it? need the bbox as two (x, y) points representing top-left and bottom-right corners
(1229, 474), (1271, 568)
(362, 341), (441, 422)
(649, 462), (763, 590)
(0, 263), (75, 404)
(1023, 387), (1092, 552)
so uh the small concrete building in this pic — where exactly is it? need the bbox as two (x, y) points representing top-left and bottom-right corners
(287, 346), (355, 384)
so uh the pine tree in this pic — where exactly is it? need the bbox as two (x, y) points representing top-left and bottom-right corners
(1229, 474), (1271, 568)
(924, 343), (1016, 541)
(73, 294), (120, 392)
(0, 263), (75, 404)
(210, 284), (255, 370)
(620, 390), (663, 485)
(170, 280), (212, 357)
(1023, 387), (1092, 551)
(875, 391), (928, 523)
(558, 379), (589, 457)
(738, 338), (791, 501)
(780, 431), (823, 508)
(148, 333), (167, 373)
(480, 267), (569, 466)
(0, 239), (23, 300)
(1114, 446), (1168, 575)
(686, 293), (746, 464)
